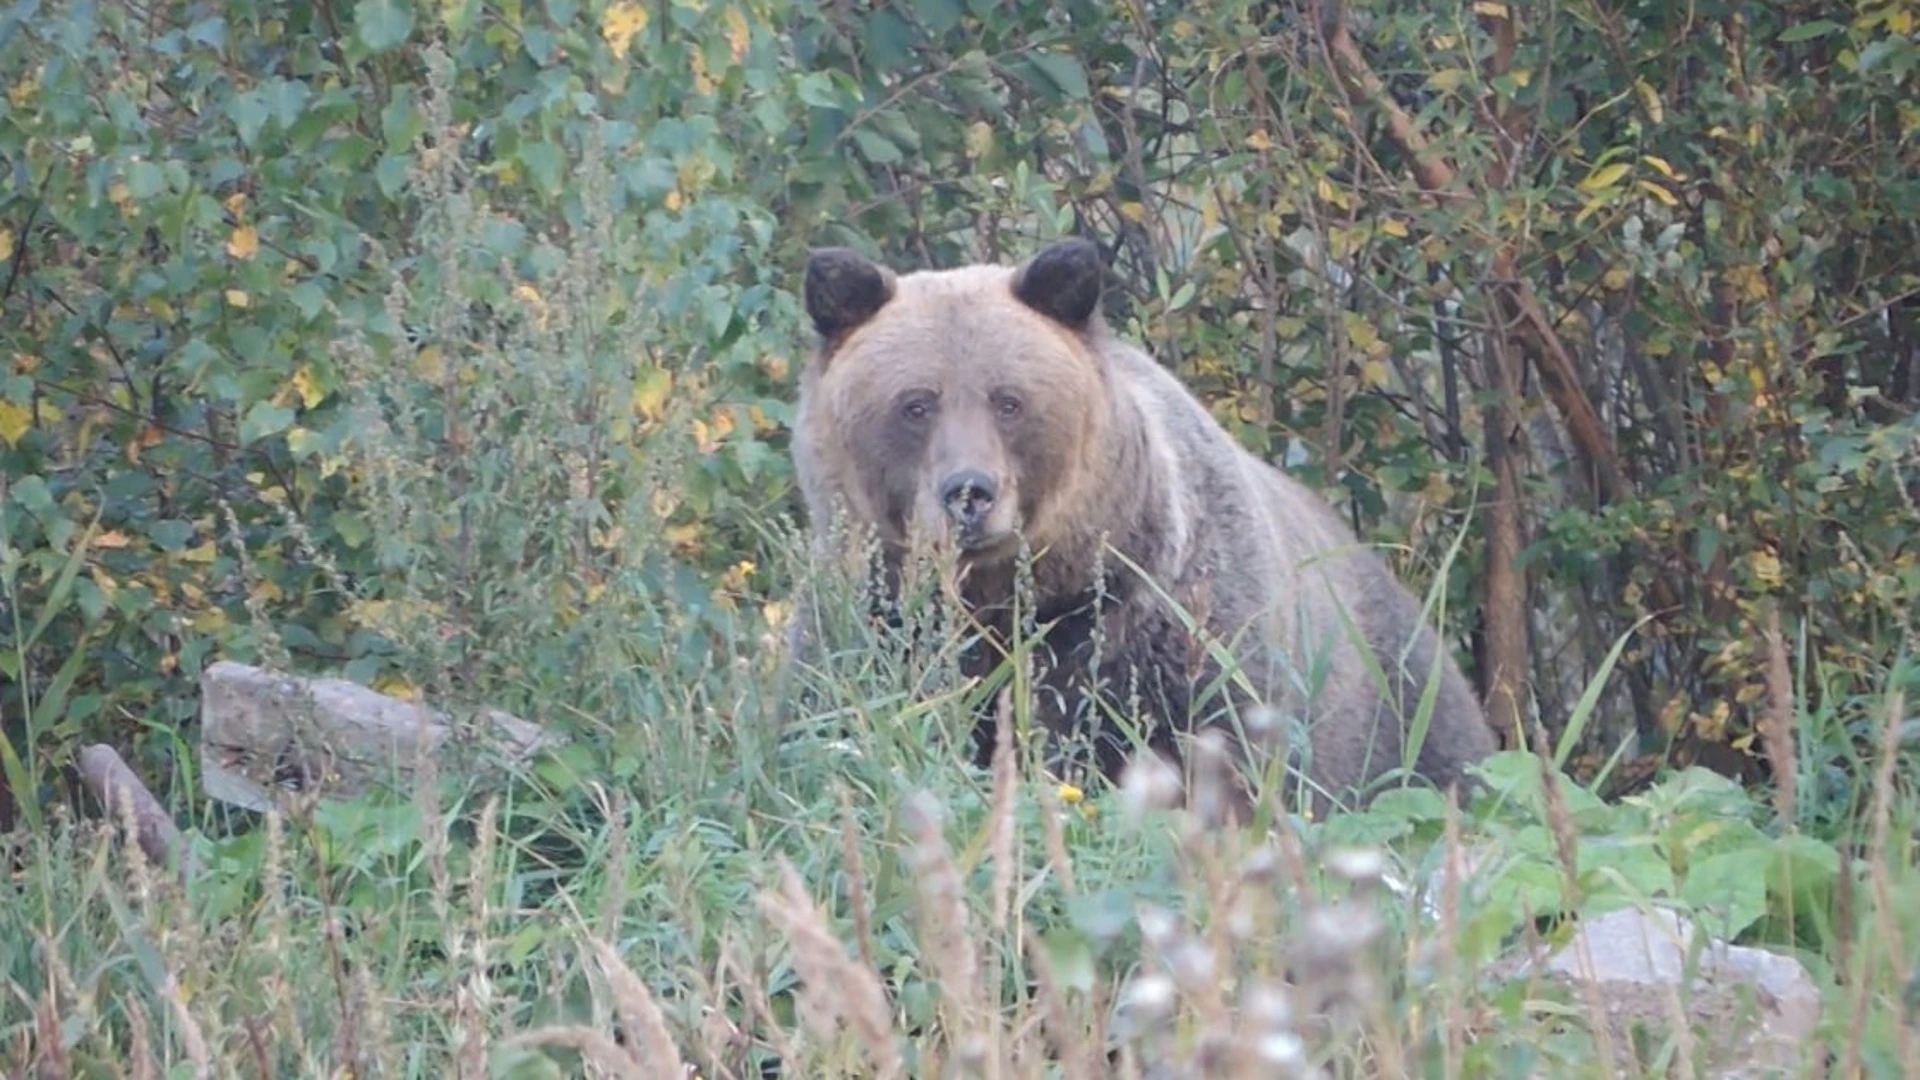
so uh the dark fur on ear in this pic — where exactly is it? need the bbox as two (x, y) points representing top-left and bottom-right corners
(804, 248), (897, 341)
(1012, 237), (1105, 329)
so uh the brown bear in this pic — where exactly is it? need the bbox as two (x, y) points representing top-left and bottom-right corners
(778, 237), (1497, 816)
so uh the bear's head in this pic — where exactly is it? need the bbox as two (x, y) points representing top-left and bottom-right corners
(795, 238), (1113, 568)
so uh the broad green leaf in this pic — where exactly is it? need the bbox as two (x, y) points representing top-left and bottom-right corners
(1779, 19), (1844, 42)
(355, 0), (414, 52)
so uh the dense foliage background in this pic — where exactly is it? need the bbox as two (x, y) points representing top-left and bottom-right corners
(2, 0), (1918, 1075)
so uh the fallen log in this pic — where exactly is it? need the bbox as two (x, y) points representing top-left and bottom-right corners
(77, 743), (193, 876)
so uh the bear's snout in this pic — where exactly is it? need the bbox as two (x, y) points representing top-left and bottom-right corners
(939, 468), (999, 536)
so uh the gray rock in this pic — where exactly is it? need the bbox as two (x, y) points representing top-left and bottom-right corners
(1524, 906), (1822, 1079)
(198, 660), (560, 811)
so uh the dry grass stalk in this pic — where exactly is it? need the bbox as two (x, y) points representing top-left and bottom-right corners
(452, 796), (501, 1080)
(500, 1026), (645, 1079)
(834, 785), (880, 976)
(597, 784), (631, 938)
(755, 857), (903, 1079)
(123, 992), (156, 1080)
(34, 957), (68, 1080)
(1761, 604), (1800, 830)
(590, 937), (691, 1080)
(984, 690), (1022, 1075)
(987, 689), (1020, 934)
(156, 969), (211, 1080)
(899, 789), (984, 1047)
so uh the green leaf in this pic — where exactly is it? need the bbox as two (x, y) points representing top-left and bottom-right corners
(147, 519), (195, 552)
(9, 474), (53, 514)
(519, 141), (565, 197)
(850, 128), (903, 165)
(331, 510), (371, 549)
(863, 8), (915, 71)
(355, 0), (414, 52)
(1680, 847), (1772, 938)
(240, 402), (295, 444)
(911, 0), (964, 35)
(795, 71), (840, 109)
(1039, 927), (1096, 993)
(125, 161), (166, 199)
(264, 78), (310, 127)
(1779, 19), (1843, 43)
(229, 91), (270, 146)
(1027, 51), (1090, 100)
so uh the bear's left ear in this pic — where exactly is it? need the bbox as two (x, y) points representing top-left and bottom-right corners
(804, 248), (897, 343)
(1012, 237), (1105, 330)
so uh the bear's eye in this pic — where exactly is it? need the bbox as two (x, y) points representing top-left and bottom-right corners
(899, 396), (934, 423)
(992, 393), (1023, 420)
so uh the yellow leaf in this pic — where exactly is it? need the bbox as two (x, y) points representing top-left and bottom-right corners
(1637, 179), (1678, 206)
(1574, 193), (1610, 227)
(1641, 154), (1680, 181)
(1749, 547), (1783, 588)
(225, 289), (250, 308)
(664, 189), (684, 212)
(964, 120), (994, 160)
(663, 523), (702, 552)
(760, 352), (791, 382)
(0, 399), (30, 447)
(1472, 1), (1508, 17)
(600, 1), (649, 60)
(181, 540), (218, 564)
(1245, 129), (1275, 151)
(415, 343), (446, 382)
(1378, 217), (1409, 238)
(1360, 358), (1391, 389)
(373, 674), (421, 701)
(1890, 7), (1914, 35)
(650, 487), (680, 519)
(227, 224), (259, 260)
(1428, 68), (1469, 92)
(0, 226), (12, 261)
(6, 73), (36, 108)
(1577, 161), (1631, 192)
(291, 365), (326, 409)
(632, 365), (672, 422)
(1341, 310), (1380, 352)
(1631, 78), (1664, 124)
(93, 530), (134, 549)
(723, 5), (750, 63)
(1603, 265), (1632, 290)
(1056, 782), (1085, 805)
(1119, 201), (1147, 224)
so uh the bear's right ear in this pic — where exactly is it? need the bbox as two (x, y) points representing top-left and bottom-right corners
(804, 248), (896, 343)
(1012, 237), (1105, 331)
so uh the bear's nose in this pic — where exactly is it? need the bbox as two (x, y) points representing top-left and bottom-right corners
(939, 469), (998, 528)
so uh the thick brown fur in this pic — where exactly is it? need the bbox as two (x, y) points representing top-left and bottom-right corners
(779, 238), (1497, 816)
